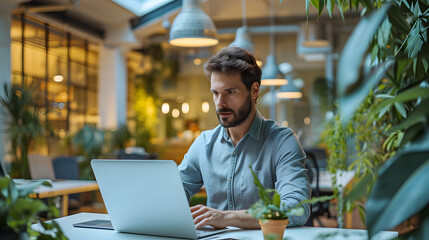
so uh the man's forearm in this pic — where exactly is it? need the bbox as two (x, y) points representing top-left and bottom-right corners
(223, 210), (260, 229)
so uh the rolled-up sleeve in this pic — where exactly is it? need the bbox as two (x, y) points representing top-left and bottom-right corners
(274, 130), (311, 226)
(178, 136), (204, 201)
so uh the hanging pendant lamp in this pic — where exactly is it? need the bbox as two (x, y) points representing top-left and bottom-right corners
(169, 0), (218, 47)
(277, 81), (302, 99)
(261, 54), (287, 86)
(261, 0), (286, 86)
(229, 26), (254, 53)
(229, 0), (254, 53)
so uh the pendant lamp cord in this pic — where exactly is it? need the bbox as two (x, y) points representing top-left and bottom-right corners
(241, 0), (247, 27)
(269, 0), (275, 55)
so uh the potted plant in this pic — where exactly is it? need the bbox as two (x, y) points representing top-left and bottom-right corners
(247, 167), (332, 240)
(0, 176), (67, 240)
(0, 84), (46, 179)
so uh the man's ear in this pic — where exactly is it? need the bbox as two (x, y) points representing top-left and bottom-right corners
(251, 82), (260, 99)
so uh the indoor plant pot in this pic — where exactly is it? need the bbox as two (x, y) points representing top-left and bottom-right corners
(259, 219), (289, 240)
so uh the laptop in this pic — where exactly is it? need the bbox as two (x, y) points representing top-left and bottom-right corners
(79, 159), (227, 239)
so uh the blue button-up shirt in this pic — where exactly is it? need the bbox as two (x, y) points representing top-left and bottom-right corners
(178, 112), (310, 226)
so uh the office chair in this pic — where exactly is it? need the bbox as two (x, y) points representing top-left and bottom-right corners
(304, 149), (333, 227)
(53, 156), (80, 209)
(28, 154), (56, 180)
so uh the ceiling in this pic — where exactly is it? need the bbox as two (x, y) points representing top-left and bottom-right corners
(18, 0), (357, 44)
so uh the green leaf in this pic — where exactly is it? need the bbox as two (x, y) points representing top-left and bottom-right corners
(406, 20), (427, 59)
(273, 192), (281, 207)
(394, 102), (407, 118)
(400, 122), (425, 147)
(310, 0), (319, 10)
(377, 19), (392, 48)
(318, 0), (325, 16)
(298, 194), (334, 206)
(305, 0), (310, 16)
(387, 3), (411, 34)
(327, 0), (334, 17)
(422, 58), (429, 73)
(374, 94), (394, 99)
(393, 97), (429, 131)
(344, 173), (374, 204)
(357, 204), (366, 226)
(337, 3), (391, 98)
(16, 179), (52, 197)
(249, 166), (271, 203)
(372, 87), (429, 115)
(368, 159), (429, 237)
(0, 177), (11, 193)
(366, 130), (429, 237)
(340, 59), (394, 123)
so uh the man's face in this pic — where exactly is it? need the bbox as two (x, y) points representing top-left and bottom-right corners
(210, 72), (256, 128)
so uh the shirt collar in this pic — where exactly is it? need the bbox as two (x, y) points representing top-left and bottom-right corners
(221, 110), (263, 142)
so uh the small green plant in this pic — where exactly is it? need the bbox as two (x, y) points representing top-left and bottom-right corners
(0, 176), (67, 239)
(247, 166), (333, 220)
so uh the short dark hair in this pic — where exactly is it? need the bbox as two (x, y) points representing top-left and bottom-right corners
(204, 47), (262, 90)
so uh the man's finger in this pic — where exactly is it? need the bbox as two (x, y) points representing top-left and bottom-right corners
(193, 211), (210, 225)
(190, 204), (204, 212)
(191, 206), (210, 219)
(195, 216), (211, 230)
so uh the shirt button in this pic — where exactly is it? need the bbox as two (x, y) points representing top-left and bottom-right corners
(232, 152), (236, 156)
(228, 177), (232, 181)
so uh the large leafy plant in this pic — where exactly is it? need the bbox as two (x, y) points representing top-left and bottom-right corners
(0, 84), (46, 179)
(0, 176), (67, 239)
(305, 0), (429, 238)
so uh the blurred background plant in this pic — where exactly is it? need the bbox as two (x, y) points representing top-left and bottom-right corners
(0, 176), (67, 240)
(133, 45), (179, 152)
(65, 124), (105, 180)
(0, 84), (49, 179)
(307, 0), (429, 238)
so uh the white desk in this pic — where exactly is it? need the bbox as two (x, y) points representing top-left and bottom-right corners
(36, 213), (397, 240)
(14, 179), (98, 216)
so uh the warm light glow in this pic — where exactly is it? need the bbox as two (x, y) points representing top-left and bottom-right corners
(162, 103), (170, 114)
(281, 121), (288, 127)
(302, 54), (326, 62)
(182, 102), (190, 114)
(194, 58), (201, 65)
(202, 101), (210, 113)
(53, 75), (64, 82)
(261, 79), (288, 86)
(256, 60), (263, 67)
(302, 40), (330, 48)
(58, 129), (66, 139)
(169, 38), (219, 47)
(277, 92), (303, 99)
(172, 108), (180, 118)
(304, 117), (311, 125)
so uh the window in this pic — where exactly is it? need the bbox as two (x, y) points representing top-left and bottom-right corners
(11, 14), (99, 154)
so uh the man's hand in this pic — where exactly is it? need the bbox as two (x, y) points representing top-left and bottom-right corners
(191, 204), (228, 229)
(190, 204), (260, 229)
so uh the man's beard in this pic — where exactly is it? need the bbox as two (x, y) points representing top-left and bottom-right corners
(216, 93), (252, 128)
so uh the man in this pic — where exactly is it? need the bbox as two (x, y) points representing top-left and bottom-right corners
(178, 47), (310, 229)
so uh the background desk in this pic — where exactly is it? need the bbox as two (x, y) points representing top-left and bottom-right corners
(312, 170), (355, 192)
(39, 213), (398, 240)
(14, 179), (98, 216)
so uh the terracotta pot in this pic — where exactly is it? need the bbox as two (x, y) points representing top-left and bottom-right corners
(259, 219), (289, 240)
